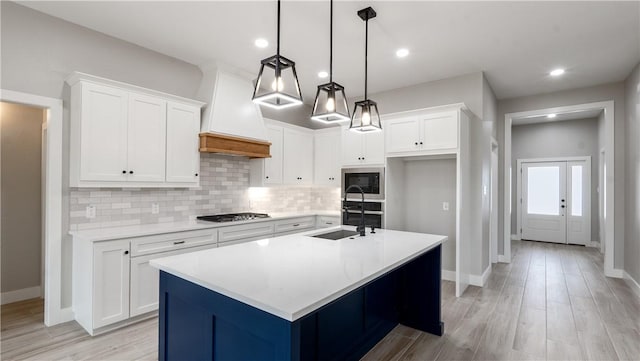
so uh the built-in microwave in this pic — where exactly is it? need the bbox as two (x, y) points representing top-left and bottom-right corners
(341, 167), (385, 200)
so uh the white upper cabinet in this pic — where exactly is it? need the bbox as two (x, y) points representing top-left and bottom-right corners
(385, 110), (458, 155)
(341, 128), (385, 166)
(127, 93), (167, 182)
(78, 82), (129, 182)
(166, 102), (201, 183)
(67, 72), (204, 188)
(264, 125), (284, 184)
(283, 128), (313, 185)
(314, 128), (341, 186)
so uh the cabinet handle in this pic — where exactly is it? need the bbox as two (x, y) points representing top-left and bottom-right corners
(420, 141), (423, 145)
(173, 241), (185, 245)
(326, 222), (333, 225)
(415, 142), (418, 145)
(129, 170), (134, 174)
(293, 224), (300, 227)
(195, 173), (199, 177)
(266, 176), (269, 179)
(122, 170), (126, 174)
(124, 250), (129, 255)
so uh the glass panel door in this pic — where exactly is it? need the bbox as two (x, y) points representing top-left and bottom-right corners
(521, 162), (567, 244)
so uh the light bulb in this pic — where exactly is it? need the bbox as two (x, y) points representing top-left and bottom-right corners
(326, 97), (335, 112)
(271, 77), (284, 92)
(362, 111), (371, 125)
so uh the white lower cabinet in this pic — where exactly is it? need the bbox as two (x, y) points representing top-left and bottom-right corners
(73, 229), (217, 335)
(273, 216), (316, 236)
(316, 216), (341, 228)
(92, 240), (130, 329)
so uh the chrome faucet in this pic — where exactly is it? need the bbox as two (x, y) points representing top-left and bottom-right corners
(343, 185), (366, 237)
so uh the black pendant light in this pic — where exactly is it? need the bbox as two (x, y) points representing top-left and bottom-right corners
(252, 0), (303, 109)
(349, 7), (382, 133)
(310, 0), (350, 123)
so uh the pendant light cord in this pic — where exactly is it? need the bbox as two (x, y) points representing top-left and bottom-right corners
(329, 0), (333, 83)
(364, 15), (368, 100)
(276, 0), (281, 77)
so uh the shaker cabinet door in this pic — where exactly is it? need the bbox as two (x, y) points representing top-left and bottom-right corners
(127, 93), (166, 182)
(166, 102), (201, 183)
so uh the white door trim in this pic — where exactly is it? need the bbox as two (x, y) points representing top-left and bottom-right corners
(0, 89), (70, 325)
(490, 138), (499, 264)
(516, 157), (591, 244)
(503, 100), (617, 278)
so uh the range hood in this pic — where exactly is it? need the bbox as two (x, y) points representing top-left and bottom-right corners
(197, 63), (271, 158)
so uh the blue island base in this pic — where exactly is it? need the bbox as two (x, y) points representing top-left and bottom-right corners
(159, 245), (443, 361)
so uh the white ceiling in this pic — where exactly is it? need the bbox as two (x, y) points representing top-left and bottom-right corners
(19, 1), (640, 102)
(512, 108), (602, 126)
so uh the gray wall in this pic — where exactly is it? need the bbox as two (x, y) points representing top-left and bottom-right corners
(497, 82), (626, 269)
(402, 159), (457, 272)
(511, 118), (601, 243)
(1, 2), (204, 308)
(1, 102), (44, 293)
(624, 62), (640, 282)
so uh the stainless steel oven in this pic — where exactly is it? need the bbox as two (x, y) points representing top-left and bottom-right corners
(342, 200), (384, 229)
(341, 167), (385, 200)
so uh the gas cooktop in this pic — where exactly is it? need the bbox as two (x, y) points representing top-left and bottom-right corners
(196, 212), (270, 223)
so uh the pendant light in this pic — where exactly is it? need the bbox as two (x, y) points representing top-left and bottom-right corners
(349, 7), (382, 133)
(310, 0), (350, 123)
(252, 0), (303, 109)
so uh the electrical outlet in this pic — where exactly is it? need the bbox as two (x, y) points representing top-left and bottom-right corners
(442, 202), (450, 211)
(85, 205), (96, 219)
(152, 203), (160, 214)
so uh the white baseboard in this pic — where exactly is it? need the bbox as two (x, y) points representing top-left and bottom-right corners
(511, 234), (521, 241)
(46, 307), (74, 326)
(442, 269), (456, 282)
(1, 286), (42, 305)
(606, 268), (625, 279)
(587, 241), (600, 248)
(469, 264), (492, 287)
(498, 254), (510, 263)
(623, 272), (640, 299)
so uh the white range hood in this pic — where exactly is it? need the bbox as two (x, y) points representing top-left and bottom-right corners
(197, 63), (271, 158)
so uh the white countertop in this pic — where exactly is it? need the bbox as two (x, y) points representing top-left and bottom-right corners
(150, 226), (447, 321)
(69, 211), (341, 242)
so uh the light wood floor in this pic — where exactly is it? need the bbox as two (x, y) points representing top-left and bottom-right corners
(2, 240), (639, 360)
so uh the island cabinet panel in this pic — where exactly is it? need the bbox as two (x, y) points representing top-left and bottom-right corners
(158, 244), (443, 361)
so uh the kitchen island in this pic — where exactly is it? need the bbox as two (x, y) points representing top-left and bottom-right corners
(151, 226), (446, 361)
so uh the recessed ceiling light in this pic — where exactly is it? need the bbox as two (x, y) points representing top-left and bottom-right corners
(317, 71), (328, 78)
(254, 38), (269, 48)
(547, 114), (557, 119)
(549, 68), (565, 76)
(396, 48), (410, 58)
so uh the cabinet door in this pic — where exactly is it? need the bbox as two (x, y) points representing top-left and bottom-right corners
(264, 125), (283, 184)
(386, 118), (419, 153)
(127, 93), (167, 182)
(363, 130), (385, 165)
(283, 128), (313, 184)
(166, 102), (201, 183)
(93, 240), (130, 328)
(341, 128), (365, 166)
(314, 130), (341, 186)
(419, 111), (458, 150)
(80, 83), (128, 182)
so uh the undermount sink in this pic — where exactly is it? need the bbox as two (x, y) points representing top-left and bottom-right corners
(312, 229), (360, 240)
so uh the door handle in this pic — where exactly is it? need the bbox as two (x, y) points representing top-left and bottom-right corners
(561, 199), (565, 202)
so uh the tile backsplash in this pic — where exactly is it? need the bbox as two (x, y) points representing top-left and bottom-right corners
(69, 154), (340, 231)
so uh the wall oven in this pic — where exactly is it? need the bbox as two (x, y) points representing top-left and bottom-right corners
(341, 167), (385, 200)
(342, 200), (384, 229)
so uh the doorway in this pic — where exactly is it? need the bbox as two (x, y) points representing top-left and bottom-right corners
(517, 158), (591, 245)
(1, 102), (45, 305)
(503, 101), (616, 277)
(0, 89), (66, 326)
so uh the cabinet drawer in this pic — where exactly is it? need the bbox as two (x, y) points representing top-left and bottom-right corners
(130, 229), (217, 257)
(316, 216), (341, 228)
(218, 222), (274, 244)
(274, 216), (316, 235)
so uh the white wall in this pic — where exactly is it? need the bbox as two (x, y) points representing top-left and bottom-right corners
(624, 62), (640, 282)
(497, 82), (626, 268)
(511, 118), (601, 243)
